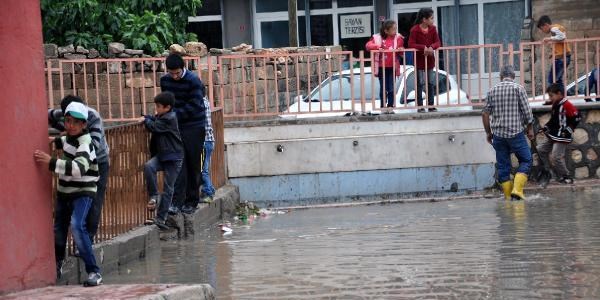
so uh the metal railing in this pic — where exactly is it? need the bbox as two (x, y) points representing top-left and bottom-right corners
(45, 56), (215, 122)
(52, 108), (226, 243)
(45, 38), (600, 121)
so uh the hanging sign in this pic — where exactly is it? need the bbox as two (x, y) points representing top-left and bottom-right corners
(340, 14), (371, 39)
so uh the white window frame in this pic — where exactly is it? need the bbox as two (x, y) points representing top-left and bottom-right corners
(187, 0), (224, 48)
(252, 0), (375, 48)
(188, 15), (223, 22)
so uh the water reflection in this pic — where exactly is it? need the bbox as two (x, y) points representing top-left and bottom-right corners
(105, 189), (600, 299)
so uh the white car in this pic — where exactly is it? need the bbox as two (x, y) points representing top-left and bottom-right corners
(282, 66), (471, 118)
(529, 70), (598, 107)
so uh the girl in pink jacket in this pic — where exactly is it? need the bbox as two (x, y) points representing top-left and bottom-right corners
(366, 20), (404, 108)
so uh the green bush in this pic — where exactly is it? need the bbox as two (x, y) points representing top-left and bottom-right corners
(41, 0), (201, 55)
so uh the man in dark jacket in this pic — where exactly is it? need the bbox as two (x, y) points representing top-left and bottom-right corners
(143, 92), (184, 229)
(160, 53), (207, 214)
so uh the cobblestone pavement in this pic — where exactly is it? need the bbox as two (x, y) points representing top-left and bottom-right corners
(105, 187), (600, 299)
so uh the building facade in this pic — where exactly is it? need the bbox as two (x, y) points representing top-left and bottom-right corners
(187, 0), (530, 56)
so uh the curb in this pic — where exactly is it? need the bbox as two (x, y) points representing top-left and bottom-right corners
(2, 284), (215, 300)
(58, 185), (239, 285)
(277, 179), (600, 211)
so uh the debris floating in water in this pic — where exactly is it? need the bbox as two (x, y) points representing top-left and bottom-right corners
(219, 222), (233, 234)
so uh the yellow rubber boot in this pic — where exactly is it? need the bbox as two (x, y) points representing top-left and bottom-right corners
(511, 173), (528, 200)
(500, 181), (513, 201)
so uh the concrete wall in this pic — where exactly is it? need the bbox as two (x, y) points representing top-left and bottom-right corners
(0, 0), (56, 294)
(224, 112), (497, 206)
(222, 0), (253, 48)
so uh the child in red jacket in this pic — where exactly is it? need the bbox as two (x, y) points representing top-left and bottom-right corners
(366, 20), (404, 108)
(408, 8), (441, 113)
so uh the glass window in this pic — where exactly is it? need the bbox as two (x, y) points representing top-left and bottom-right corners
(393, 0), (430, 3)
(338, 0), (373, 8)
(256, 0), (288, 13)
(299, 15), (333, 46)
(484, 0), (525, 71)
(299, 17), (307, 46)
(339, 12), (373, 58)
(309, 0), (332, 9)
(311, 15), (334, 45)
(186, 21), (223, 49)
(439, 5), (478, 74)
(261, 21), (290, 48)
(196, 0), (221, 16)
(397, 12), (417, 48)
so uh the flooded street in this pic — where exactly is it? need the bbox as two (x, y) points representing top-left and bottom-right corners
(105, 189), (600, 299)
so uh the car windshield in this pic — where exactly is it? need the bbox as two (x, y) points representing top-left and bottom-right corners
(567, 75), (590, 96)
(309, 73), (383, 102)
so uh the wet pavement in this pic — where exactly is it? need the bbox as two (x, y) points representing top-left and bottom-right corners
(104, 188), (600, 299)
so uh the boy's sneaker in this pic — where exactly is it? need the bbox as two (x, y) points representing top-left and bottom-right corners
(417, 108), (426, 113)
(154, 218), (170, 231)
(168, 206), (180, 215)
(428, 107), (438, 112)
(56, 260), (63, 280)
(201, 195), (214, 204)
(83, 272), (103, 287)
(558, 176), (574, 184)
(147, 196), (158, 211)
(181, 205), (196, 214)
(538, 170), (552, 188)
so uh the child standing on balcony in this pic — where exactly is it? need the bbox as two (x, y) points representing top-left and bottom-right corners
(143, 92), (184, 230)
(366, 19), (404, 109)
(537, 15), (571, 92)
(34, 102), (103, 286)
(537, 83), (580, 185)
(409, 7), (441, 113)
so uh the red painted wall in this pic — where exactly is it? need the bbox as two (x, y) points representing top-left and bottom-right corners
(0, 0), (56, 294)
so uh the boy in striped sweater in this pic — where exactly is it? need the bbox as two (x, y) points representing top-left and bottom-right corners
(34, 102), (102, 286)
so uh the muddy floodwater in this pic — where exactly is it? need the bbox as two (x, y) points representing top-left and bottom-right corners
(105, 189), (600, 299)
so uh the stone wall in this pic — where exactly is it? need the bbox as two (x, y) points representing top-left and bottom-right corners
(528, 104), (600, 180)
(206, 46), (343, 115)
(521, 0), (600, 95)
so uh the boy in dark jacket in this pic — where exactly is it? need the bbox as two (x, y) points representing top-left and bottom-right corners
(160, 53), (206, 214)
(537, 83), (580, 185)
(143, 92), (184, 230)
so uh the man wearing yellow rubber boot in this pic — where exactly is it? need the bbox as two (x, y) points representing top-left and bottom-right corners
(482, 65), (534, 201)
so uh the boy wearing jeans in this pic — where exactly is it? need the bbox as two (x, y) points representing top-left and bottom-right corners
(537, 83), (580, 185)
(537, 15), (571, 91)
(34, 102), (102, 286)
(143, 92), (184, 230)
(200, 97), (215, 203)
